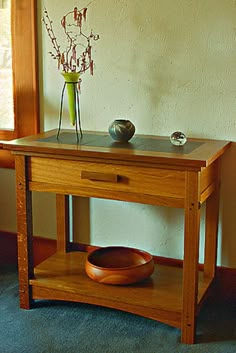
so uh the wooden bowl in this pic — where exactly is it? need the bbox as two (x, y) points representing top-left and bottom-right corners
(85, 246), (154, 285)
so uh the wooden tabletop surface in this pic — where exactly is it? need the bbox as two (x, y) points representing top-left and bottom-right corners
(2, 129), (231, 168)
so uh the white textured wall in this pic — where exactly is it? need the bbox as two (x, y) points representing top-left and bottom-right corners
(1, 0), (236, 267)
(40, 0), (236, 140)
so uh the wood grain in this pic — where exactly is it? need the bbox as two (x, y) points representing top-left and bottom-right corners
(81, 170), (119, 183)
(4, 130), (231, 344)
(204, 160), (220, 278)
(30, 251), (211, 329)
(3, 129), (231, 169)
(56, 194), (69, 252)
(182, 171), (201, 344)
(28, 157), (186, 199)
(11, 0), (39, 138)
(15, 155), (33, 309)
(0, 0), (39, 168)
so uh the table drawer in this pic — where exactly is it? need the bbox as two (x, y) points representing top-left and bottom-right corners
(28, 157), (185, 199)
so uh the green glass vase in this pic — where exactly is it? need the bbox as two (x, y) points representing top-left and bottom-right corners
(61, 71), (80, 126)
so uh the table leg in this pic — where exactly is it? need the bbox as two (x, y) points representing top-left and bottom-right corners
(204, 162), (220, 278)
(181, 171), (201, 344)
(15, 155), (33, 309)
(56, 194), (70, 252)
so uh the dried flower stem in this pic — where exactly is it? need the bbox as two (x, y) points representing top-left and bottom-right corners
(42, 3), (99, 74)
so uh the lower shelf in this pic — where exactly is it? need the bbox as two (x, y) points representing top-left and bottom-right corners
(30, 251), (212, 328)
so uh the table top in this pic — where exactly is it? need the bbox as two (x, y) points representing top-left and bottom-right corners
(2, 129), (231, 169)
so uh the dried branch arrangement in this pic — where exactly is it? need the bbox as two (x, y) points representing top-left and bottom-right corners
(42, 2), (99, 74)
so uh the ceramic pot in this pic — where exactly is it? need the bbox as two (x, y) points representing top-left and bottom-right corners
(108, 119), (135, 142)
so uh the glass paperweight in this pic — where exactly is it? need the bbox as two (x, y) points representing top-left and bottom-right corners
(170, 131), (187, 146)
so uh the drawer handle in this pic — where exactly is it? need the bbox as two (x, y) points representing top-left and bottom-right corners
(81, 171), (119, 183)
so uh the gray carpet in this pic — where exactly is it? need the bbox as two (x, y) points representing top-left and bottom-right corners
(0, 265), (235, 353)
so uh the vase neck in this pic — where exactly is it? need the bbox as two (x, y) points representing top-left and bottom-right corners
(61, 71), (80, 83)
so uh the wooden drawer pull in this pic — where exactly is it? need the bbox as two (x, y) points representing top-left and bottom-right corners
(81, 170), (119, 183)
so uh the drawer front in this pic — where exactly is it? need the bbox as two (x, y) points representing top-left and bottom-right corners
(28, 157), (185, 199)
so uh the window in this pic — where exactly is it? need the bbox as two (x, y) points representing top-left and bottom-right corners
(0, 0), (14, 130)
(0, 0), (39, 168)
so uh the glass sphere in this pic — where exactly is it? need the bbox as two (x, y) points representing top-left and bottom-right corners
(170, 131), (187, 146)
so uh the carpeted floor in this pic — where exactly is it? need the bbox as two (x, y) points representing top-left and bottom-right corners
(0, 265), (235, 353)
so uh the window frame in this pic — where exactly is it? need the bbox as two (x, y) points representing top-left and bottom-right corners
(0, 0), (39, 168)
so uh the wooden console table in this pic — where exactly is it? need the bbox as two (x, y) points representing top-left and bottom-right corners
(3, 130), (231, 344)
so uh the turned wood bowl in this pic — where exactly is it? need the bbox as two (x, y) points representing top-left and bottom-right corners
(85, 246), (154, 285)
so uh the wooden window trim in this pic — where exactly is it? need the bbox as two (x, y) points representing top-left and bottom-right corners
(0, 0), (39, 168)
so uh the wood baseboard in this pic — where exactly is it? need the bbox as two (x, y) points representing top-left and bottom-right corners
(0, 231), (18, 266)
(33, 236), (57, 266)
(1, 232), (235, 302)
(0, 231), (56, 267)
(215, 266), (236, 303)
